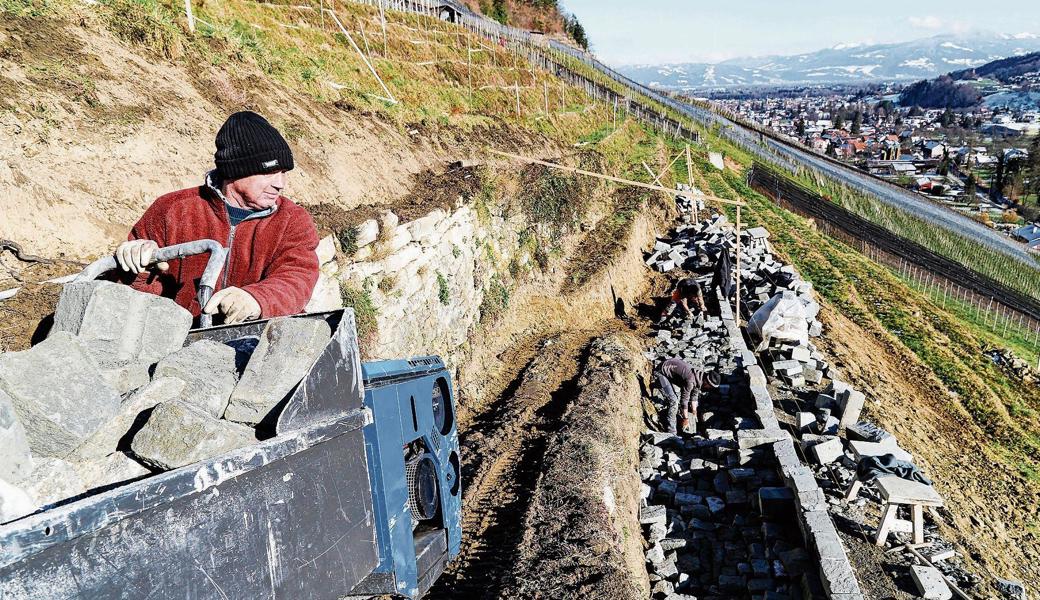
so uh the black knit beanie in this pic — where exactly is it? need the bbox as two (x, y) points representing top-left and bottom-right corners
(214, 111), (294, 181)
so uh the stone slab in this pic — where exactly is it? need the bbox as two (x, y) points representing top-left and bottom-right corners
(876, 476), (943, 506)
(154, 340), (238, 418)
(0, 388), (33, 483)
(75, 377), (187, 461)
(51, 280), (192, 365)
(848, 440), (912, 463)
(811, 438), (845, 465)
(0, 332), (120, 458)
(21, 458), (85, 508)
(910, 565), (952, 600)
(837, 389), (866, 430)
(73, 452), (151, 492)
(130, 401), (256, 470)
(224, 318), (331, 425)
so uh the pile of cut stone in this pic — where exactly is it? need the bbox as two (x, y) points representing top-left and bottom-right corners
(640, 217), (813, 599)
(645, 214), (731, 275)
(0, 281), (331, 525)
(741, 252), (1002, 598)
(642, 321), (810, 599)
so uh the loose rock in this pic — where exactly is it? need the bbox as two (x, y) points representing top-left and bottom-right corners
(131, 401), (256, 470)
(154, 340), (238, 418)
(0, 332), (120, 458)
(51, 280), (192, 366)
(224, 317), (331, 425)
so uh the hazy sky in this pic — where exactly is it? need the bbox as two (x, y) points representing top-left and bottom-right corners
(560, 1), (1040, 66)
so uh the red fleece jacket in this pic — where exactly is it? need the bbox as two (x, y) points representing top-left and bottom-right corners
(126, 183), (319, 320)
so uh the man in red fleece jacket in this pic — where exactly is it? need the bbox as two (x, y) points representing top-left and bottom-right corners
(115, 111), (319, 324)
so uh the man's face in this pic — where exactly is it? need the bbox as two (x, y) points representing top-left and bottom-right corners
(227, 170), (287, 210)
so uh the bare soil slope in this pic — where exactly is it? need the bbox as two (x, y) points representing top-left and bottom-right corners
(0, 4), (560, 266)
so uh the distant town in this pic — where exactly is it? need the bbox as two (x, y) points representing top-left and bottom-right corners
(683, 61), (1040, 248)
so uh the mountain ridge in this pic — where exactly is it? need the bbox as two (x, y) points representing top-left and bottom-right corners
(620, 32), (1040, 90)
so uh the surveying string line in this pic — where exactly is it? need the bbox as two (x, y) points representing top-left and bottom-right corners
(489, 150), (744, 207)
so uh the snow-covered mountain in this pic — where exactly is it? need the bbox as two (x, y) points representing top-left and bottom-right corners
(619, 33), (1040, 90)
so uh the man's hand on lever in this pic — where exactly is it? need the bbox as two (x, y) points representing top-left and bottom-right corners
(204, 287), (261, 324)
(115, 240), (169, 274)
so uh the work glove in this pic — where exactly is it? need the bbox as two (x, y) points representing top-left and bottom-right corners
(203, 287), (261, 324)
(115, 240), (169, 274)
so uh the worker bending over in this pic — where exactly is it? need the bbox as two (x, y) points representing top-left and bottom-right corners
(659, 278), (706, 322)
(115, 111), (320, 324)
(655, 357), (721, 434)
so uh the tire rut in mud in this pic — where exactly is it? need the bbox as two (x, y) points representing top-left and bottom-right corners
(428, 333), (592, 600)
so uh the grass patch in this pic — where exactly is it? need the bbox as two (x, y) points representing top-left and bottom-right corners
(100, 0), (185, 59)
(337, 224), (360, 256)
(339, 281), (378, 354)
(479, 275), (510, 324)
(436, 270), (450, 305)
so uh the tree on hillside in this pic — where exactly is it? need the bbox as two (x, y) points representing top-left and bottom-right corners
(908, 105), (924, 117)
(564, 14), (589, 50)
(833, 112), (845, 130)
(938, 147), (950, 176)
(1027, 135), (1040, 199)
(795, 118), (806, 137)
(899, 76), (982, 109)
(851, 111), (862, 134)
(480, 0), (509, 24)
(965, 171), (977, 199)
(991, 153), (1005, 201)
(940, 107), (955, 128)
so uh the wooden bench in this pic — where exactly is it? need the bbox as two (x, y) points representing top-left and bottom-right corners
(873, 476), (943, 546)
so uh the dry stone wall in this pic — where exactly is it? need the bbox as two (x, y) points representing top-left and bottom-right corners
(325, 198), (529, 366)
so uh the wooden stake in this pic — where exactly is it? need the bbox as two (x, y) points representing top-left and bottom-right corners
(379, 0), (387, 56)
(184, 0), (195, 33)
(515, 82), (521, 119)
(736, 204), (742, 323)
(325, 8), (397, 104)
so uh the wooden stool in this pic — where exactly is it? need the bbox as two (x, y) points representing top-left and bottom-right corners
(873, 476), (943, 546)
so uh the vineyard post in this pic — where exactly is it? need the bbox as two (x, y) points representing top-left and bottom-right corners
(184, 0), (195, 33)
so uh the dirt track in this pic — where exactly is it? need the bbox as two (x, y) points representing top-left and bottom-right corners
(428, 331), (593, 599)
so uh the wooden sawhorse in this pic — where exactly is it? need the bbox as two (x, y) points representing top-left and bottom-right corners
(872, 476), (943, 546)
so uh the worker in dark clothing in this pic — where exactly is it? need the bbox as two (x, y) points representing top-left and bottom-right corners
(659, 278), (706, 322)
(655, 358), (721, 434)
(711, 252), (733, 300)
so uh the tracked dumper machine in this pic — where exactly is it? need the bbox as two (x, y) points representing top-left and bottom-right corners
(0, 242), (462, 598)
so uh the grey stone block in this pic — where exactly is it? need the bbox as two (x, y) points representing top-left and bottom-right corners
(75, 377), (187, 461)
(0, 333), (120, 458)
(73, 452), (151, 491)
(224, 318), (331, 425)
(910, 566), (952, 600)
(130, 401), (255, 470)
(811, 438), (844, 465)
(21, 458), (85, 508)
(639, 504), (667, 526)
(51, 280), (192, 366)
(994, 579), (1027, 600)
(819, 558), (862, 594)
(737, 428), (788, 449)
(154, 340), (238, 418)
(837, 389), (866, 430)
(0, 388), (33, 483)
(100, 361), (153, 395)
(0, 478), (36, 524)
